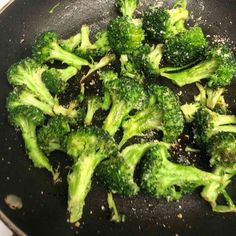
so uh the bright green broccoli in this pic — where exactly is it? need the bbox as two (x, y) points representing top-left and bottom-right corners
(102, 77), (148, 136)
(115, 0), (139, 19)
(37, 115), (71, 154)
(130, 44), (163, 76)
(59, 32), (81, 52)
(7, 105), (58, 180)
(32, 31), (90, 69)
(164, 27), (208, 66)
(119, 85), (184, 148)
(7, 58), (55, 106)
(42, 66), (78, 94)
(107, 16), (145, 55)
(65, 126), (118, 223)
(143, 0), (188, 42)
(160, 44), (236, 87)
(193, 107), (236, 148)
(97, 141), (161, 197)
(141, 144), (223, 201)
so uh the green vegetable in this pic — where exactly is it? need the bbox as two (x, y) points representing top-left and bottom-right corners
(115, 0), (139, 19)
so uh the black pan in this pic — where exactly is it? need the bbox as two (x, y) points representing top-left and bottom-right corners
(1, 0), (236, 235)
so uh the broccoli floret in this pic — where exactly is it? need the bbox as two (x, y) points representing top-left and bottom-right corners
(107, 193), (125, 223)
(181, 102), (201, 123)
(59, 32), (81, 52)
(131, 44), (163, 76)
(65, 126), (118, 223)
(120, 54), (144, 82)
(208, 132), (236, 167)
(37, 115), (70, 154)
(42, 66), (78, 95)
(8, 105), (58, 180)
(119, 85), (184, 148)
(141, 144), (223, 201)
(115, 0), (139, 18)
(32, 31), (90, 69)
(143, 0), (188, 42)
(160, 44), (236, 87)
(164, 27), (208, 66)
(107, 16), (145, 55)
(7, 58), (55, 106)
(193, 107), (236, 148)
(7, 87), (54, 116)
(103, 77), (148, 136)
(97, 141), (160, 196)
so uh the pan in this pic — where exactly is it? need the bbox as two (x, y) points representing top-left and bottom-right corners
(0, 0), (236, 235)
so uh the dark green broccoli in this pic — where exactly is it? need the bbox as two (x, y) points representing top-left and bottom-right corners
(120, 54), (144, 82)
(181, 83), (228, 123)
(97, 141), (161, 196)
(37, 115), (71, 154)
(102, 77), (148, 136)
(208, 132), (236, 167)
(107, 193), (125, 223)
(107, 16), (145, 55)
(7, 87), (54, 116)
(8, 105), (58, 180)
(7, 58), (55, 106)
(65, 126), (118, 223)
(160, 44), (236, 87)
(59, 32), (81, 52)
(32, 31), (90, 69)
(130, 44), (163, 76)
(143, 0), (188, 42)
(193, 107), (236, 148)
(42, 66), (78, 94)
(141, 144), (223, 201)
(164, 27), (208, 66)
(119, 85), (184, 148)
(115, 0), (139, 19)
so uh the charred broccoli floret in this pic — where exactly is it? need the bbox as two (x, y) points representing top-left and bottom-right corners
(65, 126), (118, 223)
(160, 44), (236, 87)
(143, 0), (188, 42)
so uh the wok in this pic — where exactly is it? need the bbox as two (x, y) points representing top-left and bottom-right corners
(0, 0), (236, 235)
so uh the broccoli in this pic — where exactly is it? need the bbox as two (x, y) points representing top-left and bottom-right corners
(119, 85), (184, 148)
(97, 141), (161, 196)
(75, 25), (110, 59)
(60, 32), (81, 52)
(120, 54), (144, 82)
(207, 132), (236, 167)
(107, 193), (125, 223)
(102, 77), (148, 136)
(181, 83), (228, 123)
(130, 44), (163, 76)
(143, 0), (188, 42)
(193, 107), (236, 148)
(164, 27), (208, 66)
(32, 31), (90, 69)
(160, 44), (236, 87)
(7, 87), (54, 116)
(107, 16), (145, 55)
(115, 0), (139, 19)
(42, 66), (78, 94)
(7, 58), (55, 106)
(37, 115), (71, 154)
(65, 126), (118, 223)
(8, 105), (58, 180)
(141, 144), (223, 201)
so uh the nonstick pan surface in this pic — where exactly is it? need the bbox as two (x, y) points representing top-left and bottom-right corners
(0, 0), (236, 235)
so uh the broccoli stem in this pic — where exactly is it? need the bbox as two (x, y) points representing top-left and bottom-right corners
(67, 153), (103, 223)
(160, 59), (218, 87)
(103, 101), (130, 136)
(119, 108), (162, 148)
(206, 88), (225, 110)
(120, 0), (137, 19)
(214, 115), (236, 126)
(58, 66), (78, 82)
(60, 33), (81, 52)
(84, 99), (102, 126)
(50, 42), (90, 69)
(20, 120), (58, 180)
